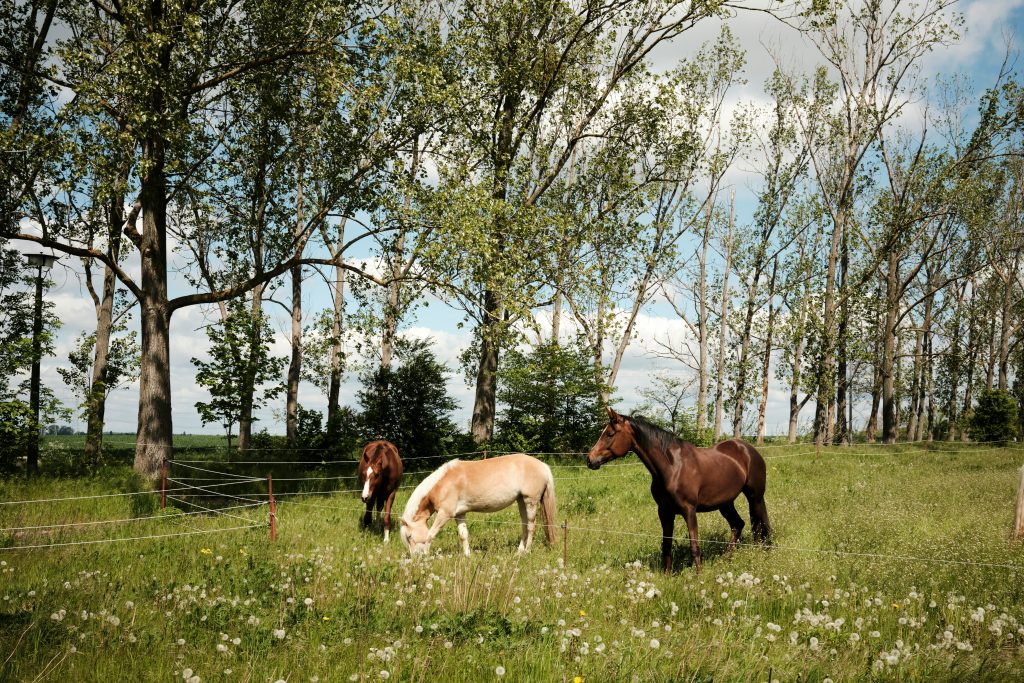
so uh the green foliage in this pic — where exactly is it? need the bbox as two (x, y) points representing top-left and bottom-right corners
(968, 389), (1019, 445)
(494, 339), (605, 454)
(191, 299), (285, 443)
(57, 329), (140, 420)
(0, 399), (34, 473)
(357, 339), (459, 460)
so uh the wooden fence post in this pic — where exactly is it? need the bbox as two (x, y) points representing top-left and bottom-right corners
(1013, 465), (1024, 541)
(268, 474), (277, 542)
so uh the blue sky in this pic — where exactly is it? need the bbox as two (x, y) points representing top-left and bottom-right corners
(22, 0), (1024, 437)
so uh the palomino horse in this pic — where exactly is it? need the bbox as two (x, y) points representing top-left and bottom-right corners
(358, 440), (404, 542)
(399, 454), (557, 556)
(586, 408), (770, 573)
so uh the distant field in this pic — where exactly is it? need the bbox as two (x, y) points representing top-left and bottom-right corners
(2, 443), (1024, 681)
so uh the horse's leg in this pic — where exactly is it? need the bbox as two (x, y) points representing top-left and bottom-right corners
(382, 489), (398, 543)
(658, 506), (675, 574)
(516, 497), (528, 552)
(374, 494), (385, 532)
(719, 501), (745, 553)
(361, 500), (373, 530)
(683, 505), (702, 573)
(522, 501), (538, 552)
(455, 514), (470, 557)
(743, 487), (772, 544)
(427, 509), (453, 546)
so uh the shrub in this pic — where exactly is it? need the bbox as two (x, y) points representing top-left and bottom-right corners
(968, 389), (1019, 445)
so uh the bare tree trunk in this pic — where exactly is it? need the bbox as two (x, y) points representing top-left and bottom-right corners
(237, 285), (264, 453)
(85, 194), (125, 463)
(985, 315), (997, 391)
(881, 247), (901, 443)
(996, 251), (1019, 389)
(814, 201), (845, 447)
(696, 218), (711, 436)
(756, 258), (778, 444)
(866, 352), (881, 443)
(713, 192), (735, 441)
(907, 327), (923, 441)
(285, 171), (305, 445)
(326, 258), (346, 431)
(381, 140), (419, 368)
(834, 222), (849, 445)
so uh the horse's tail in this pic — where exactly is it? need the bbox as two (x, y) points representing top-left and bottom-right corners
(540, 465), (557, 545)
(742, 443), (772, 544)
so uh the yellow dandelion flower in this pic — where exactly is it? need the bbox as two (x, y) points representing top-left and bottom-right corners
(574, 677), (584, 683)
(323, 616), (331, 621)
(200, 548), (213, 555)
(892, 603), (901, 609)
(579, 610), (586, 617)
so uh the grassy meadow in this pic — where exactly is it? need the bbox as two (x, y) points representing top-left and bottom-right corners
(2, 442), (1024, 682)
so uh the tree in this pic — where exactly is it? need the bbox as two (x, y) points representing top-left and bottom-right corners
(495, 339), (606, 453)
(633, 372), (707, 446)
(57, 312), (139, 462)
(357, 339), (459, 461)
(423, 0), (728, 445)
(2, 0), (400, 477)
(968, 389), (1019, 445)
(191, 299), (285, 450)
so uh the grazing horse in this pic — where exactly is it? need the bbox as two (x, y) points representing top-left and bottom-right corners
(358, 440), (404, 543)
(399, 454), (557, 557)
(586, 408), (770, 573)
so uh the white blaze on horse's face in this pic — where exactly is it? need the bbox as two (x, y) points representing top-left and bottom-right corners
(361, 466), (373, 502)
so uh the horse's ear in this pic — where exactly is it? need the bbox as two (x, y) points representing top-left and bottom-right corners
(607, 406), (621, 423)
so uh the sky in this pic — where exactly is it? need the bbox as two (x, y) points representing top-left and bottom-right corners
(14, 0), (1024, 438)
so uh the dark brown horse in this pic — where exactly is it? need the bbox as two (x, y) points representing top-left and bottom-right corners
(358, 440), (404, 543)
(586, 408), (770, 573)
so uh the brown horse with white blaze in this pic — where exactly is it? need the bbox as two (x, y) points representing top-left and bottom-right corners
(358, 440), (404, 542)
(586, 408), (770, 573)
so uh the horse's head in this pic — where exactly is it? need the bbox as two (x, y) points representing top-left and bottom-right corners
(359, 443), (386, 503)
(586, 407), (634, 470)
(398, 514), (432, 556)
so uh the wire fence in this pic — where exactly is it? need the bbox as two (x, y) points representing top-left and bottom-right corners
(3, 441), (1023, 566)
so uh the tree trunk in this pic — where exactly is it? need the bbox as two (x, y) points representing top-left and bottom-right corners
(85, 194), (124, 463)
(696, 218), (710, 437)
(713, 192), (734, 441)
(996, 253), (1018, 389)
(134, 139), (173, 480)
(471, 289), (501, 443)
(834, 221), (849, 445)
(286, 172), (305, 445)
(866, 349), (881, 443)
(906, 326), (923, 442)
(381, 141), (419, 368)
(756, 258), (778, 444)
(814, 207), (845, 446)
(327, 259), (346, 430)
(881, 249), (900, 443)
(237, 286), (263, 453)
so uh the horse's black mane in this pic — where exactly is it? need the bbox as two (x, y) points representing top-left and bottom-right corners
(626, 414), (688, 455)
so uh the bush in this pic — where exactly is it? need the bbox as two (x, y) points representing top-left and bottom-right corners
(968, 389), (1019, 445)
(0, 400), (35, 473)
(494, 339), (606, 455)
(358, 340), (460, 461)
